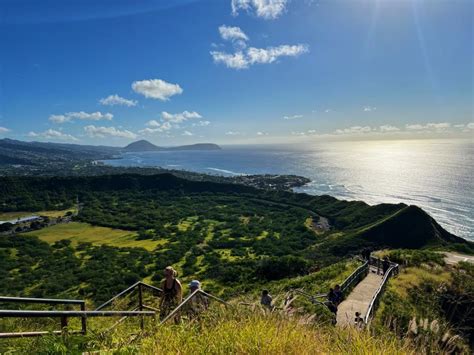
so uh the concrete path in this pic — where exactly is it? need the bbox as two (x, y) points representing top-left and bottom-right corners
(336, 269), (384, 327)
(443, 252), (474, 265)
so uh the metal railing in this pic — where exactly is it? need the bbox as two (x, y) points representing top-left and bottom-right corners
(363, 261), (399, 324)
(292, 260), (369, 306)
(0, 282), (162, 338)
(340, 260), (369, 294)
(160, 289), (229, 325)
(0, 295), (87, 338)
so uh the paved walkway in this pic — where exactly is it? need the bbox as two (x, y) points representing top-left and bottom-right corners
(336, 269), (384, 327)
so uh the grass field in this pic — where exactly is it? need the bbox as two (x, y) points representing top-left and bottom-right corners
(0, 209), (76, 221)
(23, 222), (164, 251)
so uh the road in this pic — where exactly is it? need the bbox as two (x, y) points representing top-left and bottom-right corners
(443, 252), (474, 265)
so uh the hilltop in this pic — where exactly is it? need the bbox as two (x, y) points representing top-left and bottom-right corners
(124, 139), (221, 152)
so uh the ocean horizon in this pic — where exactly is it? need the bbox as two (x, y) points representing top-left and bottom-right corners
(103, 139), (474, 241)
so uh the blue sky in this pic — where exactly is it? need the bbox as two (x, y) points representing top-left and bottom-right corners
(0, 0), (472, 146)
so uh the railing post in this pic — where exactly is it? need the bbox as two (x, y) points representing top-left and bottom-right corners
(80, 302), (87, 335)
(60, 316), (68, 338)
(138, 283), (144, 331)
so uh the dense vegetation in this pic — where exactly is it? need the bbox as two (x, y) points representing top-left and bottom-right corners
(0, 174), (471, 303)
(374, 250), (473, 351)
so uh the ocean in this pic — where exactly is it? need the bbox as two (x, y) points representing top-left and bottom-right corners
(103, 139), (474, 241)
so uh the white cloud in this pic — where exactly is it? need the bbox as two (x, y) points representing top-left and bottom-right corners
(146, 120), (161, 128)
(28, 129), (78, 141)
(405, 124), (424, 130)
(256, 131), (268, 136)
(210, 51), (249, 69)
(49, 115), (69, 123)
(219, 25), (249, 42)
(324, 109), (332, 113)
(49, 111), (113, 123)
(291, 129), (317, 136)
(0, 127), (10, 133)
(405, 122), (451, 131)
(225, 131), (241, 136)
(363, 106), (376, 112)
(161, 111), (202, 123)
(140, 121), (173, 134)
(379, 125), (400, 132)
(182, 131), (194, 136)
(283, 114), (303, 120)
(231, 0), (288, 20)
(84, 125), (137, 139)
(99, 94), (137, 107)
(247, 45), (308, 64)
(335, 126), (372, 135)
(467, 122), (474, 130)
(193, 120), (211, 127)
(132, 79), (183, 101)
(211, 44), (308, 69)
(426, 122), (450, 129)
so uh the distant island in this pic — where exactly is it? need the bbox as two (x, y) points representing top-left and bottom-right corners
(124, 140), (221, 152)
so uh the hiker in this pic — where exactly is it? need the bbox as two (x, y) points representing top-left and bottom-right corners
(334, 284), (343, 305)
(160, 266), (183, 321)
(260, 289), (274, 310)
(382, 257), (390, 275)
(362, 248), (371, 261)
(326, 288), (338, 314)
(354, 312), (364, 328)
(187, 280), (209, 317)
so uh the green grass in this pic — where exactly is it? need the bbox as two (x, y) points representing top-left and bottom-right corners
(23, 222), (164, 251)
(386, 265), (451, 299)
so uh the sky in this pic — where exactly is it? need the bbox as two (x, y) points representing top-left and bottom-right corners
(0, 0), (472, 146)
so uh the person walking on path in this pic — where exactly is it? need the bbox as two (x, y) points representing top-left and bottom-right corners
(382, 257), (391, 275)
(160, 266), (182, 321)
(333, 284), (343, 305)
(260, 289), (274, 310)
(187, 280), (209, 318)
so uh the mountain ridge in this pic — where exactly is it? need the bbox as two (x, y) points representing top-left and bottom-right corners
(0, 138), (221, 166)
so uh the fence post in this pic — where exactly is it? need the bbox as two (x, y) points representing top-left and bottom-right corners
(60, 316), (68, 338)
(138, 283), (144, 331)
(80, 302), (87, 335)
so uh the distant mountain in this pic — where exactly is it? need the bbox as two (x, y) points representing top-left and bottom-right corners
(124, 140), (161, 152)
(0, 138), (221, 167)
(123, 140), (221, 152)
(0, 138), (119, 166)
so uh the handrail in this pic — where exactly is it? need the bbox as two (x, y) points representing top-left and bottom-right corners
(363, 262), (399, 324)
(293, 290), (326, 305)
(291, 260), (369, 306)
(0, 296), (85, 305)
(340, 260), (369, 294)
(160, 289), (229, 325)
(94, 281), (141, 311)
(0, 310), (155, 317)
(0, 281), (162, 338)
(95, 281), (162, 311)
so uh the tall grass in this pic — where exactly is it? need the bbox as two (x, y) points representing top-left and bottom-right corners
(138, 308), (413, 354)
